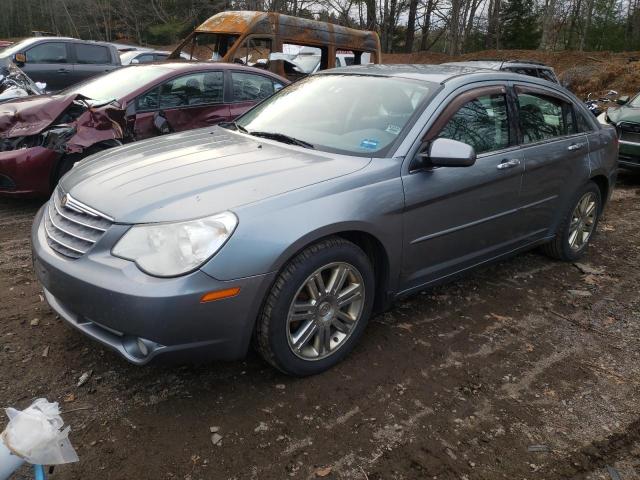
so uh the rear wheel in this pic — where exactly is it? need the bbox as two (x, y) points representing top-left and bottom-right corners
(256, 237), (374, 376)
(542, 182), (601, 261)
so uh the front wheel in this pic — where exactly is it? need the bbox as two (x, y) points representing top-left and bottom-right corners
(542, 182), (602, 261)
(255, 237), (375, 376)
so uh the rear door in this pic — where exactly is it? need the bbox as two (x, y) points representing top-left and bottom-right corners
(22, 41), (73, 91)
(514, 84), (591, 239)
(227, 70), (285, 119)
(401, 85), (525, 290)
(69, 43), (116, 86)
(128, 70), (230, 140)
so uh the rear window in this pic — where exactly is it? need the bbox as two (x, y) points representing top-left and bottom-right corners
(75, 44), (111, 64)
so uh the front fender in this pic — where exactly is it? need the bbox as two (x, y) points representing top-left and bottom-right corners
(200, 160), (405, 292)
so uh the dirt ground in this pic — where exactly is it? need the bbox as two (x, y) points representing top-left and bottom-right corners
(0, 172), (638, 479)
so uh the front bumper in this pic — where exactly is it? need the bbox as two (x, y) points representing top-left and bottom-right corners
(0, 147), (59, 197)
(31, 206), (275, 364)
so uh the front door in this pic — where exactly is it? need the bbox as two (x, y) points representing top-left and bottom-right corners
(401, 86), (525, 291)
(22, 41), (73, 92)
(128, 70), (231, 141)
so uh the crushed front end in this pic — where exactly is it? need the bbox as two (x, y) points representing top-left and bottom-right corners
(0, 95), (124, 197)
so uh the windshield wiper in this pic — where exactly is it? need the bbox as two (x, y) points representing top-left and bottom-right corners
(249, 131), (314, 149)
(219, 121), (248, 133)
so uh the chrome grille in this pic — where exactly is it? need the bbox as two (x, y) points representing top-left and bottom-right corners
(44, 188), (113, 259)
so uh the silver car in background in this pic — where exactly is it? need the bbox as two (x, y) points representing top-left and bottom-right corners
(31, 65), (617, 376)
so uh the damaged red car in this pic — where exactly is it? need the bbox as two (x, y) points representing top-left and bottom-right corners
(0, 62), (288, 197)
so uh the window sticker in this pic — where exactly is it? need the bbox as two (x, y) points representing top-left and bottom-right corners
(385, 124), (402, 135)
(360, 138), (379, 150)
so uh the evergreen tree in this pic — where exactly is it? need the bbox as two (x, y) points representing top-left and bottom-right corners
(500, 0), (541, 49)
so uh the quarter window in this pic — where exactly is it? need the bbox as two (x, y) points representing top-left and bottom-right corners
(437, 94), (510, 154)
(517, 93), (573, 143)
(231, 72), (277, 101)
(26, 42), (68, 63)
(75, 44), (111, 64)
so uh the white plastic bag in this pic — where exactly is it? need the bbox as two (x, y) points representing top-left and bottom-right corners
(1, 398), (78, 465)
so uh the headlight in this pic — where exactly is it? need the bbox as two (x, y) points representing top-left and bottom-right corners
(112, 212), (238, 277)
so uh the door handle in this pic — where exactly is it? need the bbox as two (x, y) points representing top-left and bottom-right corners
(496, 159), (521, 170)
(57, 68), (70, 74)
(568, 143), (585, 151)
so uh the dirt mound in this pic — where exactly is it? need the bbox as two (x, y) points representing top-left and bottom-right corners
(383, 49), (640, 97)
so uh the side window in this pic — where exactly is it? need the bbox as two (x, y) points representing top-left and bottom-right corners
(517, 92), (572, 143)
(154, 53), (169, 61)
(575, 108), (595, 132)
(437, 94), (510, 154)
(26, 42), (68, 63)
(135, 53), (155, 63)
(136, 87), (159, 111)
(158, 72), (224, 108)
(538, 69), (558, 83)
(232, 38), (272, 68)
(75, 44), (111, 64)
(231, 72), (275, 101)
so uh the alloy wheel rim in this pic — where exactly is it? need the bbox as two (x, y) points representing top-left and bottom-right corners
(568, 192), (597, 251)
(286, 262), (365, 361)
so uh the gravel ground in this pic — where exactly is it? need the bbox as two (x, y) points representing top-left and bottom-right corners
(1, 173), (639, 480)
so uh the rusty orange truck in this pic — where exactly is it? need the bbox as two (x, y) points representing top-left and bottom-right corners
(168, 11), (381, 81)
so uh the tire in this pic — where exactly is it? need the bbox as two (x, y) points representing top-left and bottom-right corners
(542, 181), (602, 261)
(256, 237), (375, 376)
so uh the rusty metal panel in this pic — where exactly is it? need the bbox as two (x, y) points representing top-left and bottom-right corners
(194, 11), (381, 55)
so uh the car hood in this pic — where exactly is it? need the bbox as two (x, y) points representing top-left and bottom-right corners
(0, 94), (80, 137)
(607, 105), (640, 124)
(61, 127), (371, 224)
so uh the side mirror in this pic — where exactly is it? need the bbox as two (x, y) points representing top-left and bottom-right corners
(617, 95), (630, 105)
(417, 138), (476, 168)
(153, 111), (171, 134)
(13, 53), (26, 64)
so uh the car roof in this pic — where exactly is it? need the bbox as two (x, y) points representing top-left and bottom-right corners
(443, 60), (555, 71)
(319, 63), (567, 93)
(321, 64), (497, 83)
(126, 61), (290, 82)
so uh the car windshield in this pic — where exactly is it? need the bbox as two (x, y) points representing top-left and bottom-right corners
(629, 94), (640, 108)
(61, 65), (173, 100)
(236, 74), (437, 156)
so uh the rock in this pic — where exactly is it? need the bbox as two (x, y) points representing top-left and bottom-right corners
(209, 426), (220, 433)
(30, 318), (40, 326)
(574, 263), (605, 275)
(275, 384), (286, 390)
(528, 444), (550, 452)
(210, 433), (223, 446)
(567, 289), (592, 297)
(315, 466), (332, 477)
(77, 370), (93, 387)
(254, 422), (269, 433)
(42, 346), (49, 357)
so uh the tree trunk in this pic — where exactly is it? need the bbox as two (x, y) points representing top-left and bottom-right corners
(539, 0), (558, 50)
(420, 0), (435, 50)
(404, 0), (419, 52)
(448, 0), (461, 55)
